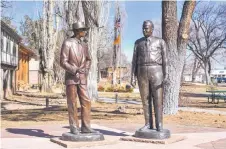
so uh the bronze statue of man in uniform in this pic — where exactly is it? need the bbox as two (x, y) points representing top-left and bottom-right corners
(131, 20), (170, 139)
(60, 22), (97, 136)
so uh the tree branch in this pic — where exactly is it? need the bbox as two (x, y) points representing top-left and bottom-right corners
(192, 18), (203, 54)
(188, 44), (203, 60)
(177, 0), (196, 52)
(188, 38), (204, 57)
(208, 35), (226, 59)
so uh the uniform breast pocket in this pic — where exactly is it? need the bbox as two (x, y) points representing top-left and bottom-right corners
(138, 47), (147, 57)
(150, 47), (161, 55)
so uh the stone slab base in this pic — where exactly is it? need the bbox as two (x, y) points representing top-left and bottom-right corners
(135, 128), (170, 140)
(120, 135), (186, 144)
(50, 137), (117, 148)
(62, 132), (104, 142)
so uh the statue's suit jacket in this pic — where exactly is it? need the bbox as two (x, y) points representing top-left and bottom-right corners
(60, 38), (91, 85)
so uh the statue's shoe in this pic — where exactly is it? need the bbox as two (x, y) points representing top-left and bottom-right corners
(81, 127), (99, 133)
(139, 124), (150, 131)
(70, 127), (80, 135)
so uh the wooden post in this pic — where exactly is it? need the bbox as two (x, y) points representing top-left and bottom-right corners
(46, 97), (49, 108)
(115, 92), (118, 103)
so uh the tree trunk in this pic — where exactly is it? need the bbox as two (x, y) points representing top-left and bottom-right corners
(192, 58), (197, 82)
(162, 1), (180, 114)
(82, 1), (106, 101)
(192, 72), (197, 82)
(41, 0), (55, 93)
(181, 58), (186, 84)
(87, 27), (98, 100)
(162, 1), (196, 114)
(204, 62), (212, 85)
(41, 72), (48, 92)
(97, 51), (102, 83)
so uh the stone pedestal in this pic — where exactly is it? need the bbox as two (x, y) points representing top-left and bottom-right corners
(134, 128), (170, 140)
(51, 135), (117, 148)
(120, 135), (186, 144)
(61, 132), (104, 142)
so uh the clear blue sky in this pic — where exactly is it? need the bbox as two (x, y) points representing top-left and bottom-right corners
(114, 1), (184, 62)
(4, 1), (225, 69)
(3, 1), (43, 29)
(121, 1), (162, 62)
(4, 1), (178, 63)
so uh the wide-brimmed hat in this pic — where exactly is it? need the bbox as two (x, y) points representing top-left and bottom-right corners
(71, 22), (89, 31)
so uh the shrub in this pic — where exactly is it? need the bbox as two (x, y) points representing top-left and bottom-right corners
(126, 88), (134, 93)
(104, 85), (133, 93)
(125, 84), (132, 90)
(117, 86), (126, 92)
(98, 86), (105, 91)
(105, 86), (114, 92)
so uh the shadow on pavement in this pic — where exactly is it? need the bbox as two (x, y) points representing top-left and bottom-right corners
(94, 129), (129, 136)
(6, 128), (59, 138)
(62, 126), (129, 136)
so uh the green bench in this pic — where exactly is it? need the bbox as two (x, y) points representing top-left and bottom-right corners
(206, 86), (226, 104)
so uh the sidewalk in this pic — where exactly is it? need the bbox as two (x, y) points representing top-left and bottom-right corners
(1, 123), (226, 149)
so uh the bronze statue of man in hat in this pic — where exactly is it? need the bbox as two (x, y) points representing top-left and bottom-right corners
(131, 20), (170, 139)
(60, 22), (97, 136)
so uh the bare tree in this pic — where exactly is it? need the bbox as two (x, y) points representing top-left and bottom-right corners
(153, 20), (162, 38)
(1, 1), (11, 8)
(1, 1), (16, 31)
(54, 1), (111, 99)
(162, 1), (196, 114)
(82, 1), (110, 100)
(191, 57), (202, 82)
(39, 0), (60, 92)
(52, 0), (84, 93)
(55, 1), (84, 34)
(53, 30), (66, 91)
(97, 27), (114, 82)
(20, 15), (38, 47)
(188, 3), (226, 84)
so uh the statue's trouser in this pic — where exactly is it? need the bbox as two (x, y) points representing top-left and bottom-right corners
(137, 65), (163, 131)
(66, 84), (91, 132)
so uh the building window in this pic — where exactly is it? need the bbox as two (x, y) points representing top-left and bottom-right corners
(6, 39), (10, 54)
(1, 37), (3, 51)
(13, 44), (16, 56)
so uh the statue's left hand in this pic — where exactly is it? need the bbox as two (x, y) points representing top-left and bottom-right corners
(75, 72), (80, 78)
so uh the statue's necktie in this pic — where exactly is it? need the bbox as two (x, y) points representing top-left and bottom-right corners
(146, 38), (150, 49)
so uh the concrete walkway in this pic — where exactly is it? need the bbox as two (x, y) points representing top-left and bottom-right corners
(1, 124), (226, 149)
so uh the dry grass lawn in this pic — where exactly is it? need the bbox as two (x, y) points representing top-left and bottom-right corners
(1, 100), (226, 129)
(1, 82), (226, 129)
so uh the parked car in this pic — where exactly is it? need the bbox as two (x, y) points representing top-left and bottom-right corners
(216, 77), (226, 83)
